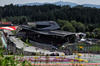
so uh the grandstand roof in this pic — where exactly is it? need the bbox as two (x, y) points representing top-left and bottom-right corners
(17, 21), (76, 37)
(33, 30), (75, 37)
(18, 25), (75, 37)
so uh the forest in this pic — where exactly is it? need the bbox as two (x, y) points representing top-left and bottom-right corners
(0, 4), (100, 38)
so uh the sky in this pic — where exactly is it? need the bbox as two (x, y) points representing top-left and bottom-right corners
(0, 0), (100, 6)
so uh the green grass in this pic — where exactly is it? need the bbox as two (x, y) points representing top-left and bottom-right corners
(18, 37), (34, 46)
(18, 37), (21, 40)
(11, 30), (15, 35)
(90, 46), (100, 51)
(76, 44), (87, 46)
(0, 42), (2, 46)
(25, 42), (34, 46)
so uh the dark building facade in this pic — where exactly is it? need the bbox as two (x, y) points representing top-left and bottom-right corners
(15, 21), (76, 47)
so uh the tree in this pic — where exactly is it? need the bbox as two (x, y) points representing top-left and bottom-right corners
(93, 28), (100, 35)
(93, 28), (100, 39)
(56, 19), (67, 27)
(18, 16), (28, 25)
(88, 24), (94, 32)
(77, 22), (85, 32)
(61, 21), (75, 32)
(85, 26), (89, 32)
(71, 20), (86, 32)
(71, 20), (78, 30)
(86, 32), (90, 38)
(1, 19), (6, 22)
(0, 4), (100, 31)
(91, 32), (95, 38)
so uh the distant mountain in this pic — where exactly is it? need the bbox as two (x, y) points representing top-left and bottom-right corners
(17, 3), (44, 6)
(16, 1), (100, 8)
(17, 1), (77, 7)
(83, 4), (100, 8)
(53, 1), (77, 7)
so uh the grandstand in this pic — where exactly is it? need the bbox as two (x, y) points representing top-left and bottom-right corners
(15, 21), (76, 48)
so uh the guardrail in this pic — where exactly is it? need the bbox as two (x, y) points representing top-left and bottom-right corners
(0, 31), (7, 48)
(1, 37), (7, 48)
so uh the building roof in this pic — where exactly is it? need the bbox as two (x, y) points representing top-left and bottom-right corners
(17, 21), (76, 37)
(27, 21), (60, 30)
(18, 25), (75, 37)
(33, 30), (75, 37)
